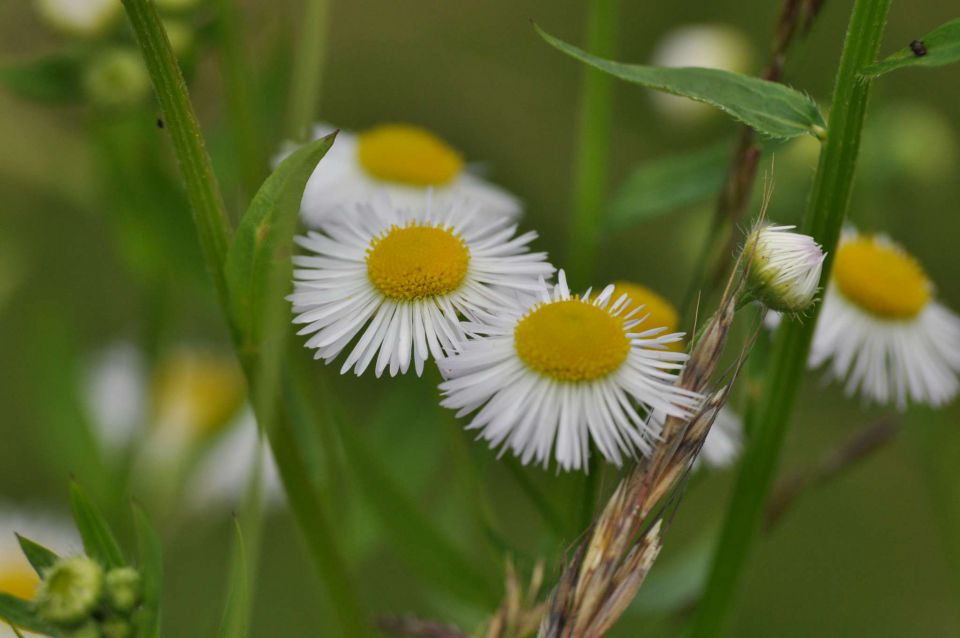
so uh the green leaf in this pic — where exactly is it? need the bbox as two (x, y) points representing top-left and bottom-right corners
(0, 54), (84, 103)
(631, 529), (714, 613)
(862, 18), (960, 76)
(69, 481), (125, 569)
(0, 594), (55, 635)
(536, 24), (826, 140)
(15, 535), (60, 577)
(133, 504), (162, 638)
(608, 143), (731, 229)
(217, 520), (251, 638)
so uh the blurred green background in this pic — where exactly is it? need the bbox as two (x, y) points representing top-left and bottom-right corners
(1, 0), (959, 636)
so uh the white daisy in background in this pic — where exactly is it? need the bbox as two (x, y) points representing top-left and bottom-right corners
(280, 123), (521, 227)
(82, 343), (283, 510)
(290, 196), (553, 377)
(34, 0), (121, 38)
(746, 224), (826, 314)
(810, 230), (960, 409)
(611, 281), (743, 470)
(0, 506), (79, 638)
(437, 271), (702, 471)
(649, 23), (753, 123)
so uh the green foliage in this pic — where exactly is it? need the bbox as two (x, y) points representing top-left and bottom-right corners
(133, 505), (162, 638)
(15, 534), (60, 577)
(0, 54), (84, 103)
(217, 520), (250, 638)
(0, 594), (56, 635)
(69, 481), (126, 570)
(608, 143), (730, 229)
(863, 17), (960, 76)
(536, 24), (826, 140)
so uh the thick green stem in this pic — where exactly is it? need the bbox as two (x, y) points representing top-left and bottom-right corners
(286, 0), (331, 140)
(566, 0), (619, 285)
(689, 0), (890, 635)
(121, 0), (232, 310)
(214, 0), (265, 201)
(121, 1), (371, 635)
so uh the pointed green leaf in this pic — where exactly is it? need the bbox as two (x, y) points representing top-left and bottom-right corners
(536, 24), (826, 140)
(862, 18), (960, 76)
(15, 535), (59, 577)
(0, 594), (56, 635)
(133, 504), (162, 638)
(608, 143), (731, 229)
(217, 519), (251, 638)
(69, 481), (125, 569)
(0, 54), (84, 103)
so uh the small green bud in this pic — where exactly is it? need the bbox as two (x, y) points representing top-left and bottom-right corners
(82, 48), (151, 109)
(104, 567), (141, 613)
(64, 620), (102, 638)
(36, 556), (103, 626)
(102, 616), (133, 638)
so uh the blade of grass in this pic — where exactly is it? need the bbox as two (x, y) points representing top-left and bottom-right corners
(286, 0), (331, 139)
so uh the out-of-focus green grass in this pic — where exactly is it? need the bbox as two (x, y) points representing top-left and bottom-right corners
(1, 0), (959, 636)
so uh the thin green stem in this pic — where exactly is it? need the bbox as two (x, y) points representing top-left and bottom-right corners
(214, 0), (265, 202)
(121, 1), (371, 634)
(566, 0), (619, 286)
(121, 0), (232, 311)
(286, 0), (331, 140)
(689, 0), (891, 635)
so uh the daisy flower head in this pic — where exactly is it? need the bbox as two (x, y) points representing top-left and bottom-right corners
(746, 224), (826, 314)
(280, 123), (521, 227)
(609, 281), (683, 352)
(35, 0), (121, 38)
(810, 230), (960, 409)
(437, 271), (703, 471)
(290, 195), (553, 377)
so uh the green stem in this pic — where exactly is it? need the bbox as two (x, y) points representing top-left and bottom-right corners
(121, 0), (232, 311)
(566, 0), (619, 285)
(286, 0), (331, 140)
(689, 0), (891, 635)
(121, 1), (371, 635)
(214, 0), (265, 202)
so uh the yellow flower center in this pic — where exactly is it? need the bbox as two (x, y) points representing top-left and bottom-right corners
(151, 351), (245, 438)
(833, 237), (930, 319)
(611, 281), (682, 351)
(366, 223), (470, 300)
(0, 561), (39, 600)
(515, 300), (631, 382)
(357, 124), (464, 186)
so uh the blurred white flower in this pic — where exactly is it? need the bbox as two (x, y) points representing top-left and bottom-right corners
(746, 224), (825, 314)
(290, 195), (552, 377)
(810, 230), (960, 409)
(437, 271), (702, 471)
(697, 406), (742, 469)
(649, 23), (753, 123)
(0, 506), (79, 638)
(277, 123), (522, 227)
(34, 0), (121, 38)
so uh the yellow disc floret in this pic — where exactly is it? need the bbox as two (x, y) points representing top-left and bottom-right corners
(515, 300), (631, 382)
(611, 281), (682, 351)
(0, 561), (39, 600)
(833, 237), (931, 319)
(151, 351), (246, 439)
(357, 124), (464, 186)
(366, 223), (470, 300)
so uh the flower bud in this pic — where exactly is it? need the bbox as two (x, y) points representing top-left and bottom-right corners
(102, 616), (133, 638)
(65, 621), (102, 638)
(34, 0), (121, 38)
(36, 556), (104, 626)
(82, 48), (151, 109)
(104, 567), (141, 613)
(745, 224), (825, 313)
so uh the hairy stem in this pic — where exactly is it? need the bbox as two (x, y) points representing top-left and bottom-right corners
(689, 0), (891, 634)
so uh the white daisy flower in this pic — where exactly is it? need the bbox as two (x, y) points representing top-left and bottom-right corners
(437, 271), (702, 471)
(810, 230), (960, 409)
(649, 23), (753, 123)
(34, 0), (121, 38)
(0, 506), (79, 637)
(279, 123), (522, 227)
(746, 224), (826, 313)
(290, 196), (553, 377)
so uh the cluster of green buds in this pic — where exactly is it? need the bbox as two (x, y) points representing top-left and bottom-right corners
(20, 0), (205, 109)
(743, 223), (826, 314)
(34, 556), (142, 638)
